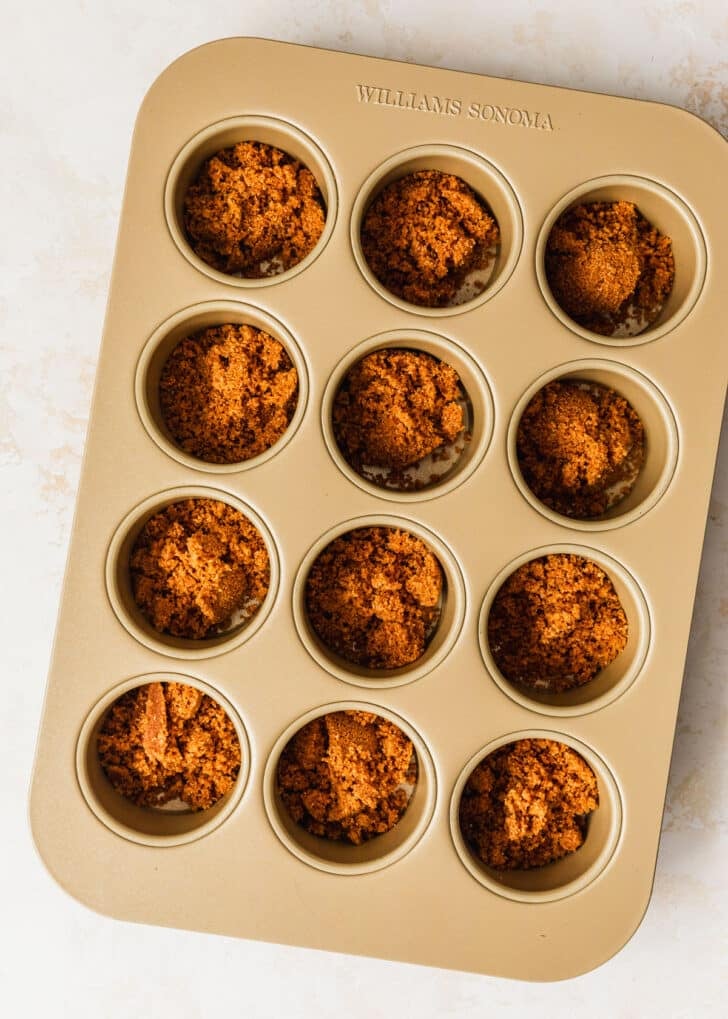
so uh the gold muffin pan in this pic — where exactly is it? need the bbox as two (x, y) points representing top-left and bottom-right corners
(31, 38), (728, 981)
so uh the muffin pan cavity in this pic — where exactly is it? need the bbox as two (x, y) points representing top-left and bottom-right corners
(536, 175), (706, 346)
(479, 544), (651, 716)
(106, 487), (279, 658)
(507, 360), (679, 531)
(450, 731), (622, 902)
(136, 301), (309, 473)
(31, 40), (728, 982)
(165, 115), (338, 287)
(322, 330), (493, 501)
(351, 145), (523, 315)
(292, 516), (466, 688)
(76, 674), (250, 847)
(263, 701), (436, 875)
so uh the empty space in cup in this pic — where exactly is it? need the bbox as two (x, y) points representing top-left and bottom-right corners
(536, 174), (706, 345)
(106, 487), (279, 659)
(479, 544), (651, 716)
(135, 301), (308, 473)
(263, 702), (436, 874)
(322, 330), (494, 501)
(508, 359), (679, 530)
(76, 674), (249, 847)
(293, 516), (466, 688)
(450, 731), (622, 902)
(164, 115), (338, 286)
(351, 145), (522, 315)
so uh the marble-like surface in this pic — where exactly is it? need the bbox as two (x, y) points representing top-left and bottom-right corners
(2, 1), (725, 1015)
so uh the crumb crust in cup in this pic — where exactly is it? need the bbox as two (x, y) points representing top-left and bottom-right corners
(129, 497), (270, 641)
(515, 379), (644, 519)
(263, 701), (436, 875)
(276, 708), (417, 844)
(486, 552), (628, 695)
(507, 360), (679, 532)
(135, 301), (309, 475)
(458, 737), (598, 870)
(360, 169), (500, 308)
(544, 199), (674, 338)
(304, 525), (443, 670)
(183, 139), (326, 278)
(332, 347), (470, 491)
(322, 330), (494, 503)
(97, 679), (241, 810)
(292, 515), (466, 688)
(159, 322), (299, 465)
(479, 543), (651, 716)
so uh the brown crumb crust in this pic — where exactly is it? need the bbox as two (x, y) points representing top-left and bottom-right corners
(305, 526), (443, 669)
(459, 738), (599, 869)
(360, 170), (500, 307)
(333, 349), (466, 477)
(159, 323), (299, 464)
(97, 681), (241, 810)
(516, 380), (645, 518)
(487, 553), (628, 693)
(183, 140), (326, 277)
(545, 200), (674, 335)
(277, 709), (416, 844)
(130, 498), (270, 640)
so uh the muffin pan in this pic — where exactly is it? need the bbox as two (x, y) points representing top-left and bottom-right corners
(31, 38), (728, 980)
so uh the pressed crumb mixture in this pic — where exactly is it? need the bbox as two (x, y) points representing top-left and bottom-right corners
(97, 681), (241, 810)
(305, 526), (443, 669)
(333, 349), (466, 481)
(361, 170), (500, 307)
(277, 709), (416, 844)
(516, 380), (645, 518)
(183, 140), (326, 277)
(130, 498), (270, 639)
(545, 200), (674, 335)
(459, 738), (598, 870)
(159, 323), (299, 464)
(487, 553), (628, 693)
